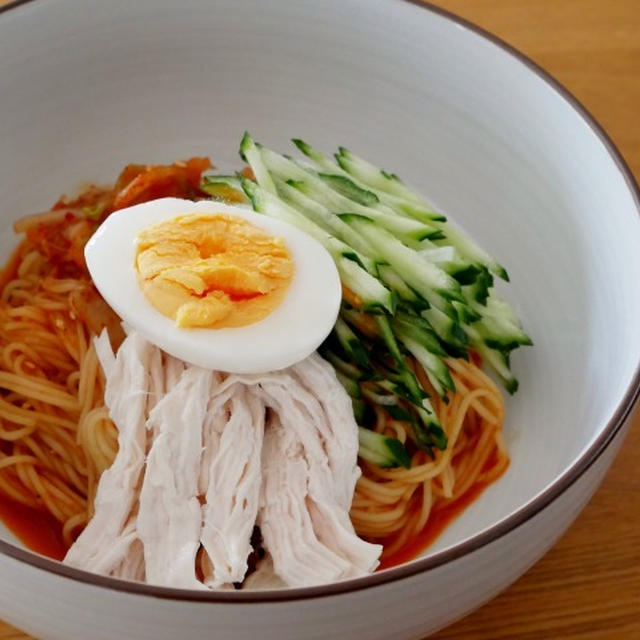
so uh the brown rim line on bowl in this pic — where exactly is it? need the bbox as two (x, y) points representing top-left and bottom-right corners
(0, 0), (638, 609)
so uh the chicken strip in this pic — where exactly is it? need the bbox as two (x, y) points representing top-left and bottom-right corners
(137, 366), (212, 588)
(200, 383), (265, 587)
(64, 330), (156, 574)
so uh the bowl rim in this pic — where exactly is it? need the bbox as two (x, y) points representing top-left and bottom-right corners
(1, 0), (639, 604)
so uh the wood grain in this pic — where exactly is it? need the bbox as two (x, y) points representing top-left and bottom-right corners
(0, 0), (639, 638)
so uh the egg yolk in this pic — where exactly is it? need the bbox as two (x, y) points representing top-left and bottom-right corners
(135, 214), (294, 329)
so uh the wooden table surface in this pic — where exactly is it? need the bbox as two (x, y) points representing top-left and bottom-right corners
(1, 0), (639, 638)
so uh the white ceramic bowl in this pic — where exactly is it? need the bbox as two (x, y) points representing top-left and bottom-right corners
(1, 1), (639, 638)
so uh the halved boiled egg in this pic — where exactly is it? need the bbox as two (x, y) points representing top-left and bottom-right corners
(85, 197), (341, 373)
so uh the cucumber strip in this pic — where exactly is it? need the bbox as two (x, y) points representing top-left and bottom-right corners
(374, 315), (425, 407)
(434, 222), (509, 281)
(239, 132), (276, 194)
(392, 312), (455, 397)
(461, 267), (493, 305)
(453, 301), (482, 324)
(317, 173), (379, 207)
(480, 346), (518, 394)
(295, 139), (509, 279)
(273, 176), (378, 262)
(291, 138), (330, 166)
(202, 174), (242, 188)
(470, 292), (533, 351)
(372, 377), (444, 450)
(449, 263), (484, 285)
(259, 146), (439, 240)
(340, 214), (464, 319)
(293, 138), (444, 223)
(374, 315), (403, 362)
(379, 377), (445, 449)
(335, 146), (428, 205)
(475, 322), (529, 352)
(240, 175), (353, 258)
(464, 285), (532, 350)
(418, 246), (484, 285)
(396, 229), (448, 247)
(358, 428), (412, 469)
(385, 404), (415, 423)
(464, 324), (519, 393)
(335, 149), (454, 250)
(201, 183), (248, 203)
(321, 349), (366, 380)
(289, 177), (440, 241)
(361, 385), (399, 406)
(415, 404), (447, 450)
(338, 257), (395, 314)
(398, 333), (456, 399)
(334, 317), (371, 367)
(483, 290), (530, 333)
(377, 264), (425, 306)
(390, 197), (446, 224)
(333, 146), (508, 280)
(203, 174), (238, 184)
(317, 171), (446, 237)
(405, 240), (475, 281)
(421, 307), (469, 357)
(201, 175), (248, 202)
(392, 311), (447, 357)
(419, 245), (456, 263)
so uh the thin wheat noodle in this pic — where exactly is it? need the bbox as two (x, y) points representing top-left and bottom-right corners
(352, 357), (509, 556)
(0, 235), (510, 564)
(0, 473), (39, 507)
(0, 249), (117, 544)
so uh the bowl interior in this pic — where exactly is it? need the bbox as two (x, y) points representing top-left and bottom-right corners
(1, 0), (639, 566)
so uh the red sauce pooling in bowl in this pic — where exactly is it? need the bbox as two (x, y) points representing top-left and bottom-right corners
(377, 458), (508, 571)
(0, 494), (67, 561)
(377, 480), (490, 570)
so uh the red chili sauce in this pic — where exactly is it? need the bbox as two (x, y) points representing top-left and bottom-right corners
(0, 494), (66, 560)
(378, 457), (508, 571)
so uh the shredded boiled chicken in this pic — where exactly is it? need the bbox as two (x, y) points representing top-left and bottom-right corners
(64, 331), (381, 589)
(200, 383), (265, 588)
(65, 331), (155, 575)
(138, 366), (213, 589)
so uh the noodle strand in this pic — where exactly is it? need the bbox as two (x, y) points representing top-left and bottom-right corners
(351, 358), (508, 556)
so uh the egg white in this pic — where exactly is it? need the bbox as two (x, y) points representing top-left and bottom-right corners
(84, 197), (341, 373)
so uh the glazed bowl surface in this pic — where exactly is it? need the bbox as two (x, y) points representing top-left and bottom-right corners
(0, 0), (639, 638)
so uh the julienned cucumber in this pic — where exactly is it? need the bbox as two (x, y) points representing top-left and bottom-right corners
(335, 146), (425, 203)
(293, 138), (445, 224)
(259, 146), (441, 241)
(335, 146), (509, 280)
(239, 132), (276, 195)
(358, 428), (411, 469)
(340, 214), (465, 319)
(271, 176), (379, 261)
(235, 133), (532, 458)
